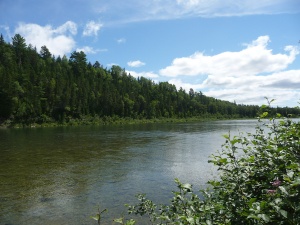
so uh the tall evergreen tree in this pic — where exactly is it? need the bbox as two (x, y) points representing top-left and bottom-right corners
(12, 34), (27, 67)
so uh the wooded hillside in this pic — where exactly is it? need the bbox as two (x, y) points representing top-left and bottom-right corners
(0, 34), (299, 126)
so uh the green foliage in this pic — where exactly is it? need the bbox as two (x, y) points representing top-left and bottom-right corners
(120, 112), (300, 224)
(91, 206), (107, 225)
(114, 217), (136, 225)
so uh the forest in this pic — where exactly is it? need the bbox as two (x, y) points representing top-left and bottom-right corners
(0, 34), (299, 126)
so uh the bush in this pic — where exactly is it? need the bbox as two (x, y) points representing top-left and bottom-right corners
(117, 113), (300, 224)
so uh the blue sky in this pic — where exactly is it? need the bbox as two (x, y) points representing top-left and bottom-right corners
(1, 0), (300, 107)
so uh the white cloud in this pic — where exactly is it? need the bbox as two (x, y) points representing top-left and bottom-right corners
(175, 0), (300, 17)
(160, 36), (299, 77)
(83, 21), (102, 36)
(168, 78), (203, 91)
(159, 36), (300, 107)
(107, 63), (119, 67)
(0, 25), (11, 37)
(166, 69), (300, 107)
(76, 46), (107, 54)
(126, 70), (159, 79)
(95, 0), (300, 24)
(117, 38), (126, 44)
(204, 85), (300, 107)
(56, 21), (77, 35)
(202, 70), (300, 90)
(14, 21), (77, 56)
(127, 60), (146, 68)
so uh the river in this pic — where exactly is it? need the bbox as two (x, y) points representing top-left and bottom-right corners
(0, 119), (259, 224)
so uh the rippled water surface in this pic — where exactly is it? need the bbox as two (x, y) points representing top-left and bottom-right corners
(0, 120), (259, 224)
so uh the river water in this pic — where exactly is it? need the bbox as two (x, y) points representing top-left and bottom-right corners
(0, 120), (259, 224)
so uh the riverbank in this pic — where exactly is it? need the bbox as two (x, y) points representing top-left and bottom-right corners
(1, 114), (250, 128)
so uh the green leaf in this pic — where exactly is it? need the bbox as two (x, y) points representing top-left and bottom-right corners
(261, 112), (269, 118)
(181, 183), (192, 191)
(260, 214), (270, 222)
(113, 218), (123, 224)
(91, 214), (100, 221)
(125, 219), (136, 225)
(274, 198), (282, 204)
(187, 217), (194, 223)
(279, 186), (289, 195)
(249, 155), (255, 162)
(206, 219), (212, 225)
(158, 215), (170, 221)
(222, 134), (229, 139)
(260, 201), (268, 209)
(218, 158), (228, 164)
(248, 198), (257, 207)
(270, 98), (276, 103)
(291, 178), (300, 187)
(287, 171), (294, 178)
(279, 209), (288, 218)
(174, 178), (180, 184)
(283, 176), (291, 183)
(261, 104), (267, 109)
(247, 214), (260, 220)
(230, 138), (240, 145)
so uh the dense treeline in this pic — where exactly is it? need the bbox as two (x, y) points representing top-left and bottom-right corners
(0, 34), (299, 126)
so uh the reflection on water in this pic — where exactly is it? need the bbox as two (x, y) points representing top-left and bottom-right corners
(0, 120), (259, 224)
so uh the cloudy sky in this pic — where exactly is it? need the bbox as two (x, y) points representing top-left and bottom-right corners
(1, 0), (300, 107)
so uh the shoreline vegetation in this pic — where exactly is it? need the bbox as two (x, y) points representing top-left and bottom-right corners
(0, 114), (253, 129)
(3, 113), (299, 129)
(1, 34), (300, 129)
